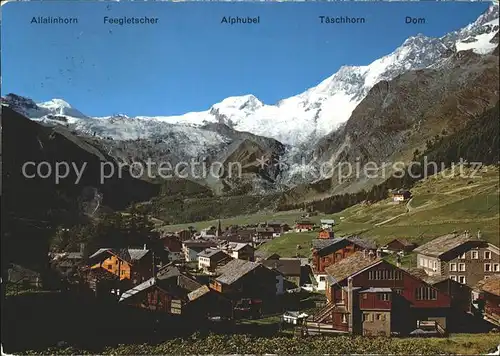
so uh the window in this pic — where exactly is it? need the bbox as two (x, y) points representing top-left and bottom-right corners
(363, 293), (368, 299)
(423, 259), (428, 268)
(458, 252), (466, 259)
(394, 288), (404, 295)
(121, 270), (125, 275)
(375, 313), (381, 320)
(449, 263), (457, 272)
(107, 264), (112, 269)
(115, 259), (119, 264)
(471, 251), (479, 259)
(484, 251), (492, 259)
(458, 263), (466, 272)
(458, 276), (466, 284)
(494, 264), (500, 272)
(363, 313), (372, 322)
(378, 293), (391, 301)
(415, 287), (438, 300)
(419, 258), (424, 267)
(485, 263), (491, 272)
(319, 276), (326, 282)
(433, 261), (437, 270)
(368, 270), (402, 280)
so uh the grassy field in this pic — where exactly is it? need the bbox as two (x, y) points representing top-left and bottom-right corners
(156, 166), (499, 258)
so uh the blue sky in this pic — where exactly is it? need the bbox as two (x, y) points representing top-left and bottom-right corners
(1, 1), (492, 116)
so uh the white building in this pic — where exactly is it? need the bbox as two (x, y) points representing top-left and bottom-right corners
(320, 219), (335, 230)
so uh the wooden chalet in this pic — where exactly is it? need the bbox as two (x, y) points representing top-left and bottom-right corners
(384, 239), (416, 253)
(473, 274), (500, 326)
(88, 247), (153, 285)
(262, 258), (302, 287)
(295, 220), (314, 232)
(309, 251), (451, 337)
(119, 264), (232, 319)
(406, 268), (472, 314)
(318, 229), (335, 239)
(209, 259), (284, 315)
(311, 237), (376, 274)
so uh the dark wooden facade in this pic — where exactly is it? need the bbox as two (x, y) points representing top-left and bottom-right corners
(325, 261), (451, 336)
(312, 241), (364, 274)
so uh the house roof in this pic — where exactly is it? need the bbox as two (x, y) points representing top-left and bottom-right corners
(402, 267), (451, 285)
(312, 238), (343, 250)
(215, 259), (261, 285)
(262, 259), (301, 276)
(156, 264), (181, 281)
(226, 242), (253, 251)
(413, 232), (476, 257)
(188, 285), (211, 301)
(324, 251), (382, 284)
(89, 248), (149, 264)
(87, 267), (120, 281)
(403, 267), (429, 280)
(312, 236), (376, 254)
(320, 219), (335, 224)
(387, 238), (414, 247)
(296, 220), (313, 225)
(119, 277), (157, 301)
(120, 272), (202, 302)
(198, 248), (226, 258)
(183, 240), (217, 249)
(474, 275), (500, 296)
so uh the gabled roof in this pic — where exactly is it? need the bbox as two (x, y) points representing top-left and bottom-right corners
(198, 248), (226, 258)
(88, 266), (120, 281)
(183, 240), (217, 249)
(226, 242), (253, 251)
(215, 259), (261, 285)
(387, 238), (414, 247)
(474, 275), (500, 296)
(324, 251), (382, 285)
(188, 285), (211, 301)
(89, 248), (150, 264)
(413, 232), (478, 258)
(401, 268), (452, 286)
(262, 259), (301, 276)
(119, 277), (157, 301)
(119, 272), (202, 302)
(312, 236), (376, 254)
(156, 264), (181, 281)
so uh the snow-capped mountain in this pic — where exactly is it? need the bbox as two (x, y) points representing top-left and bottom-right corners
(443, 3), (499, 55)
(5, 4), (497, 148)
